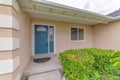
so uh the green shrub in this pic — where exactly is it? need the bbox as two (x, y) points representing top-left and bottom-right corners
(59, 48), (120, 80)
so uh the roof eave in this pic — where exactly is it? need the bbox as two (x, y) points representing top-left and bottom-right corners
(18, 0), (114, 25)
(32, 0), (112, 19)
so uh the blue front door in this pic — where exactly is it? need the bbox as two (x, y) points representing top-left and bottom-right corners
(35, 25), (54, 54)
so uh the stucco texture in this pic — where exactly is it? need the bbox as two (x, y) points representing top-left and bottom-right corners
(32, 18), (93, 53)
(93, 21), (120, 50)
(18, 8), (32, 74)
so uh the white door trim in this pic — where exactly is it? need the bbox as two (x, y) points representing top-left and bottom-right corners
(32, 23), (56, 55)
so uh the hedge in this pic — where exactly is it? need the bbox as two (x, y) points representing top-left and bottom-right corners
(59, 48), (120, 80)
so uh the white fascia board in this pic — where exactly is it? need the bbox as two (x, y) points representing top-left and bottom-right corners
(24, 8), (109, 24)
(32, 0), (113, 20)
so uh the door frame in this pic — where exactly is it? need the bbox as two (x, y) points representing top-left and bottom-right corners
(32, 23), (56, 55)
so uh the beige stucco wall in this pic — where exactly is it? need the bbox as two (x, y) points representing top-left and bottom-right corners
(0, 2), (31, 80)
(19, 7), (32, 75)
(93, 21), (120, 50)
(32, 18), (93, 53)
(3, 1), (120, 80)
(12, 5), (32, 80)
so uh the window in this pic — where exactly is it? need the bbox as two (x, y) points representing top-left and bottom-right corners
(49, 26), (54, 41)
(71, 27), (84, 41)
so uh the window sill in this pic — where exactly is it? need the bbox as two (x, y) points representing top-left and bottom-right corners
(70, 40), (86, 43)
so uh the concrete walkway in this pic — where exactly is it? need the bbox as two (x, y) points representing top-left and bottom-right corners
(23, 54), (63, 80)
(29, 70), (61, 80)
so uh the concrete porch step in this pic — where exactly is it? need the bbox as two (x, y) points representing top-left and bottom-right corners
(24, 55), (62, 76)
(32, 54), (57, 59)
(29, 70), (61, 80)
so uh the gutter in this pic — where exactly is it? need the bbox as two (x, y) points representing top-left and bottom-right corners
(19, 0), (120, 24)
(31, 0), (113, 20)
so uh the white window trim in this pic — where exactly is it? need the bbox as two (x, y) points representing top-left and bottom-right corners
(69, 26), (86, 42)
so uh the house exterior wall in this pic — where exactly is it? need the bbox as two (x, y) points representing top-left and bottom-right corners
(93, 21), (120, 50)
(19, 6), (31, 77)
(32, 18), (93, 54)
(3, 1), (120, 80)
(0, 0), (31, 80)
